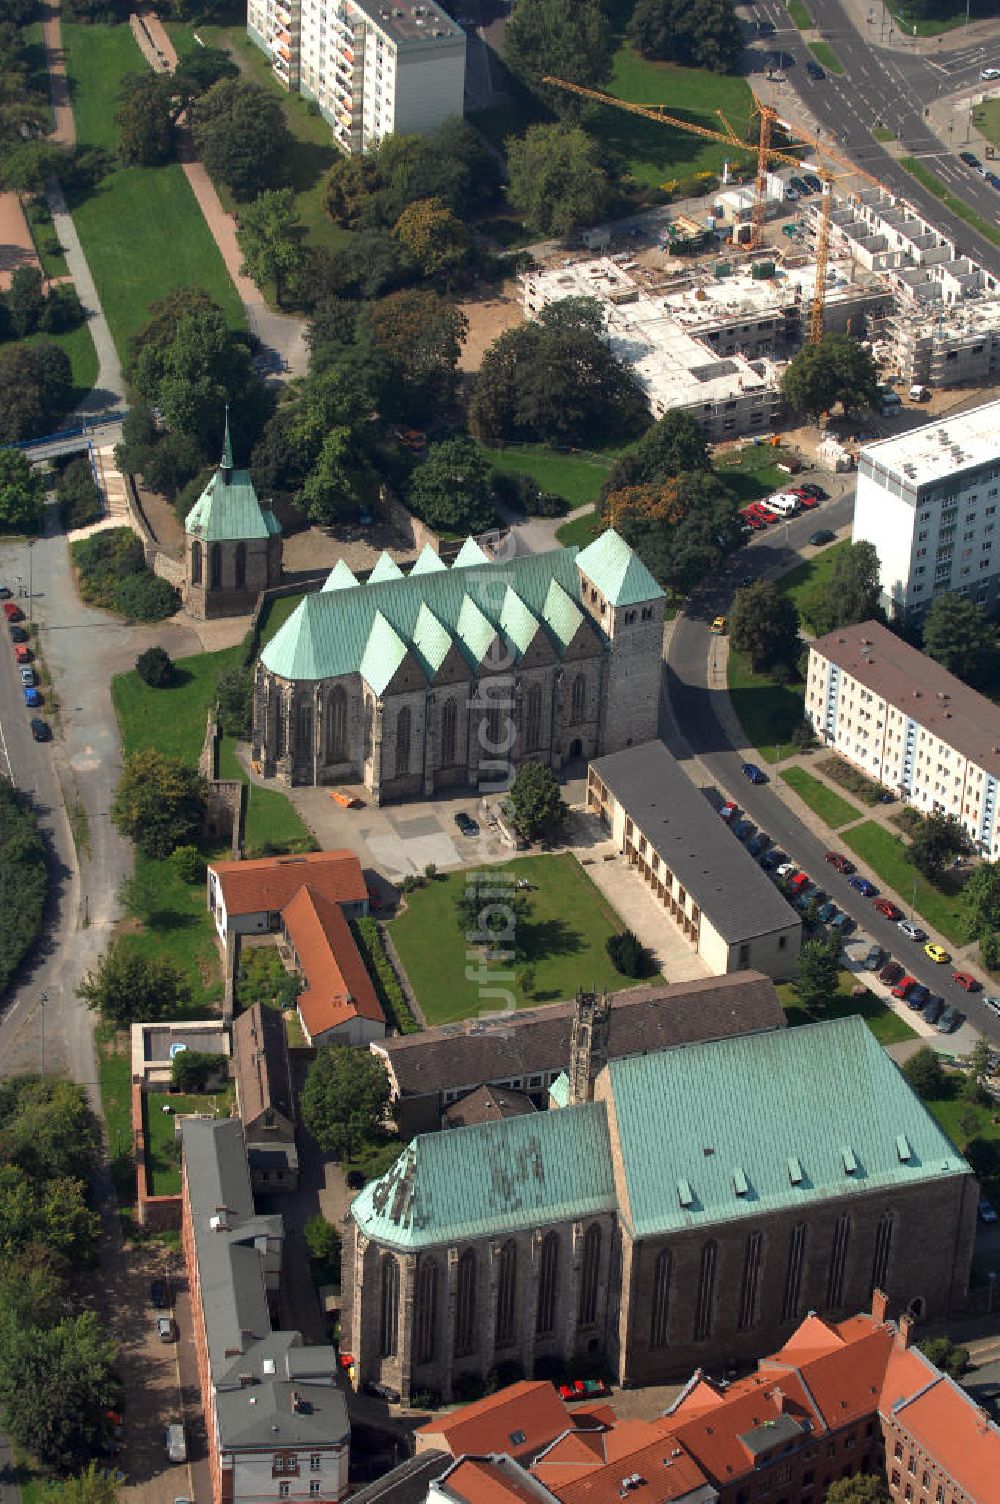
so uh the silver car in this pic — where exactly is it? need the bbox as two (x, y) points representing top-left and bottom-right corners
(897, 919), (926, 942)
(166, 1424), (186, 1464)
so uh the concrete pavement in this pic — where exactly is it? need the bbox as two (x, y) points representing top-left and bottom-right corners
(41, 0), (75, 148)
(44, 177), (126, 418)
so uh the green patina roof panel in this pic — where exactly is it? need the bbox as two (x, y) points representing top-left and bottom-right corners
(351, 1101), (614, 1250)
(185, 467), (281, 543)
(608, 1015), (969, 1238)
(322, 559), (359, 592)
(499, 586), (540, 659)
(410, 544), (448, 576)
(360, 611), (412, 696)
(263, 545), (637, 683)
(576, 528), (663, 608)
(452, 538), (489, 569)
(369, 551), (405, 584)
(542, 579), (585, 649)
(411, 602), (453, 677)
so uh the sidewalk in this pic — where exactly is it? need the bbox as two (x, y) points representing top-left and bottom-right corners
(45, 176), (126, 416)
(41, 0), (75, 147)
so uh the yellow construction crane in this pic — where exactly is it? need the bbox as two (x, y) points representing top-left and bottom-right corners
(541, 76), (881, 341)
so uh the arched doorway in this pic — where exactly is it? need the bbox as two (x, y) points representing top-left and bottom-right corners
(569, 738), (583, 759)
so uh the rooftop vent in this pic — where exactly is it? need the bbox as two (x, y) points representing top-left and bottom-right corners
(841, 1145), (858, 1175)
(509, 1430), (527, 1446)
(896, 1133), (912, 1162)
(263, 1358), (276, 1375)
(733, 1167), (749, 1196)
(677, 1178), (693, 1208)
(788, 1155), (803, 1185)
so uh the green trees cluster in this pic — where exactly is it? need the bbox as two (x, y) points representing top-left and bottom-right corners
(922, 592), (1000, 689)
(191, 79), (293, 200)
(70, 528), (178, 621)
(236, 189), (308, 309)
(961, 860), (1000, 970)
(111, 748), (208, 859)
(1, 268), (84, 344)
(301, 1047), (392, 1158)
(171, 1049), (227, 1092)
(504, 0), (612, 99)
(906, 810), (971, 883)
(506, 124), (612, 238)
(408, 436), (496, 534)
(0, 18), (52, 164)
(802, 541), (882, 635)
(782, 333), (880, 418)
(470, 297), (647, 448)
(0, 341), (74, 445)
(730, 580), (801, 672)
(793, 934), (841, 1014)
(0, 780), (48, 995)
(0, 449), (46, 535)
(54, 458), (103, 531)
(628, 0), (744, 72)
(79, 940), (192, 1028)
(115, 48), (238, 168)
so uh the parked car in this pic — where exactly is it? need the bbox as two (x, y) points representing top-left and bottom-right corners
(979, 1197), (999, 1223)
(453, 811), (479, 837)
(879, 960), (904, 985)
(874, 898), (902, 920)
(741, 761), (767, 784)
(761, 848), (785, 870)
(863, 944), (885, 970)
(897, 919), (926, 942)
(719, 801), (738, 823)
(937, 1004), (964, 1032)
(891, 975), (917, 999)
(849, 875), (877, 897)
(156, 1316), (177, 1343)
(13, 644), (30, 664)
(165, 1425), (186, 1465)
(906, 983), (930, 1010)
(831, 911), (855, 933)
(788, 872), (811, 892)
(19, 666), (34, 688)
(0, 585), (10, 600)
(29, 718), (50, 742)
(150, 1278), (168, 1309)
(922, 995), (945, 1026)
(790, 175), (810, 194)
(776, 862), (798, 878)
(559, 1379), (611, 1402)
(924, 942), (950, 964)
(801, 176), (823, 195)
(825, 852), (855, 874)
(809, 529), (836, 546)
(794, 491), (819, 509)
(710, 616), (727, 634)
(953, 971), (980, 992)
(960, 150), (981, 168)
(3, 602), (22, 623)
(981, 67), (1000, 81)
(748, 830), (771, 856)
(23, 687), (40, 707)
(734, 819), (755, 841)
(8, 625), (27, 644)
(983, 996), (1000, 1017)
(817, 901), (838, 923)
(805, 59), (825, 79)
(363, 1381), (401, 1403)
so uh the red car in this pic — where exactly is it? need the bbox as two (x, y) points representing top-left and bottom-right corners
(953, 972), (980, 992)
(891, 976), (917, 999)
(789, 872), (810, 892)
(874, 898), (902, 920)
(752, 505), (780, 525)
(739, 508), (767, 530)
(824, 852), (855, 874)
(13, 644), (30, 664)
(719, 801), (738, 823)
(2, 601), (22, 623)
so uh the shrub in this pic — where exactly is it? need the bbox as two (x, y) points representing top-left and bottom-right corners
(171, 1049), (227, 1092)
(112, 571), (178, 622)
(0, 780), (47, 994)
(352, 916), (418, 1034)
(170, 844), (205, 884)
(55, 456), (102, 530)
(304, 1214), (342, 1282)
(216, 666), (254, 739)
(136, 645), (173, 687)
(606, 929), (650, 978)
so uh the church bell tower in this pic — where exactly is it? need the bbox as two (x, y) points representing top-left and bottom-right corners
(568, 989), (611, 1104)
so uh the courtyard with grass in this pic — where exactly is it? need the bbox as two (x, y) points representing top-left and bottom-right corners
(63, 22), (244, 352)
(777, 538), (849, 629)
(727, 648), (806, 763)
(389, 853), (645, 1026)
(840, 821), (967, 944)
(714, 445), (799, 507)
(779, 765), (862, 830)
(778, 968), (916, 1045)
(113, 646), (243, 763)
(481, 445), (615, 508)
(144, 1090), (230, 1196)
(219, 735), (314, 856)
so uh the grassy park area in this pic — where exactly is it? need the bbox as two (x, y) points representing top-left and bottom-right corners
(841, 821), (967, 944)
(727, 648), (806, 763)
(390, 854), (644, 1025)
(778, 539), (848, 628)
(778, 969), (916, 1044)
(713, 445), (798, 506)
(481, 445), (615, 508)
(780, 766), (861, 830)
(787, 0), (812, 24)
(113, 647), (243, 764)
(63, 22), (244, 352)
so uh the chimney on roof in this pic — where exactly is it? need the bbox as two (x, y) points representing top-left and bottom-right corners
(896, 1313), (915, 1351)
(771, 1387), (788, 1414)
(872, 1289), (889, 1325)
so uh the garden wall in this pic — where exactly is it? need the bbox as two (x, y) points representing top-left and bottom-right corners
(131, 1082), (182, 1231)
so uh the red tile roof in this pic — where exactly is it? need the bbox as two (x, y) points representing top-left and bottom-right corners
(282, 886), (383, 1039)
(416, 1382), (573, 1462)
(211, 849), (367, 918)
(894, 1371), (1000, 1502)
(442, 1458), (547, 1504)
(538, 1430), (710, 1504)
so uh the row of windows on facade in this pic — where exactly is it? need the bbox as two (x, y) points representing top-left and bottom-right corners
(190, 541), (248, 591)
(271, 676), (592, 765)
(377, 1213), (893, 1363)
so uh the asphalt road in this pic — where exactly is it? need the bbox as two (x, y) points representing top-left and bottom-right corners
(663, 489), (1000, 1047)
(749, 0), (1000, 273)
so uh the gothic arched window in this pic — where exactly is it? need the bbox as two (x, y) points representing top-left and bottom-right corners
(441, 697), (458, 767)
(190, 540), (202, 586)
(578, 1224), (601, 1328)
(536, 1232), (559, 1336)
(525, 683), (543, 753)
(454, 1249), (477, 1357)
(210, 543), (222, 590)
(396, 705), (411, 775)
(234, 541), (246, 590)
(414, 1258), (437, 1364)
(380, 1255), (399, 1358)
(571, 674), (586, 723)
(650, 1250), (671, 1349)
(495, 1240), (517, 1349)
(326, 686), (348, 762)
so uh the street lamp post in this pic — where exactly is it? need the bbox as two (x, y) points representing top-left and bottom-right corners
(26, 541), (34, 626)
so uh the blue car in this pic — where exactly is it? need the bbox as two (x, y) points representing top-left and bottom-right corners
(760, 849), (786, 871)
(907, 983), (930, 1011)
(741, 762), (767, 784)
(734, 819), (755, 841)
(923, 995), (944, 1026)
(831, 912), (855, 933)
(748, 831), (771, 856)
(23, 687), (40, 707)
(817, 901), (838, 923)
(849, 875), (877, 897)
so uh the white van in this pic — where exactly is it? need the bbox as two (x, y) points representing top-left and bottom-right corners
(909, 384), (930, 402)
(761, 493), (799, 518)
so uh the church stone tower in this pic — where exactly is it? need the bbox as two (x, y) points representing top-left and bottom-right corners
(184, 411), (283, 620)
(568, 989), (611, 1104)
(575, 529), (666, 754)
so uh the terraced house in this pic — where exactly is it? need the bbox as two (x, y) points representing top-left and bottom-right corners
(342, 1015), (976, 1405)
(252, 531), (665, 800)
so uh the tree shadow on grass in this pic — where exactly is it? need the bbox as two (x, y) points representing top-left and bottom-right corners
(144, 907), (200, 934)
(518, 916), (586, 963)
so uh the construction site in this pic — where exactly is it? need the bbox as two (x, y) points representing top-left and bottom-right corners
(515, 79), (1000, 441)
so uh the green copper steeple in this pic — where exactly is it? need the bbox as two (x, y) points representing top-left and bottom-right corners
(221, 405), (233, 481)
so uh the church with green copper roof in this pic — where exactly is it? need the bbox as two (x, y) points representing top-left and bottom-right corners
(251, 529), (665, 800)
(184, 414), (282, 620)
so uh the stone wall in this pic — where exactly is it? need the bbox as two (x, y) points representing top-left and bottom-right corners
(122, 473), (186, 590)
(131, 1083), (182, 1231)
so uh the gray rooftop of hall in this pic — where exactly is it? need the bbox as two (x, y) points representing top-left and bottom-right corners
(181, 1118), (347, 1448)
(590, 741), (798, 945)
(349, 0), (464, 47)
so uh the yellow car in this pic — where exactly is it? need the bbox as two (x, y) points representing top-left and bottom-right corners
(710, 616), (727, 635)
(924, 942), (951, 964)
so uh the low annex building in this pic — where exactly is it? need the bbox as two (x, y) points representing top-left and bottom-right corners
(181, 1117), (349, 1504)
(806, 620), (1000, 855)
(233, 1003), (298, 1192)
(208, 849), (370, 946)
(344, 1014), (975, 1406)
(251, 531), (665, 800)
(371, 972), (787, 1136)
(281, 884), (385, 1046)
(588, 742), (801, 978)
(184, 415), (282, 619)
(397, 1291), (1000, 1504)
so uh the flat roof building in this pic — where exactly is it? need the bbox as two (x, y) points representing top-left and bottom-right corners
(807, 618), (1000, 855)
(588, 742), (801, 978)
(852, 398), (1000, 616)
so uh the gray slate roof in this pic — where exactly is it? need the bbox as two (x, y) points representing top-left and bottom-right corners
(591, 741), (799, 945)
(374, 972), (786, 1100)
(181, 1118), (347, 1449)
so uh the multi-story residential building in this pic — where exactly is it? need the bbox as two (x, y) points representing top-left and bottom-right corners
(851, 399), (1000, 617)
(806, 620), (1000, 855)
(247, 0), (465, 155)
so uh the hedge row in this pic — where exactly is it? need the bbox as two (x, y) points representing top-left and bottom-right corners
(0, 780), (48, 994)
(352, 916), (419, 1036)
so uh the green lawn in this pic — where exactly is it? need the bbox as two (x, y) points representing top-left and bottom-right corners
(884, 0), (968, 34)
(219, 735), (314, 856)
(777, 538), (849, 629)
(900, 156), (1000, 253)
(145, 1091), (224, 1195)
(780, 766), (861, 830)
(714, 446), (796, 506)
(973, 98), (1000, 149)
(556, 510), (601, 548)
(390, 854), (643, 1025)
(236, 943), (289, 1012)
(727, 647), (805, 763)
(787, 0), (812, 23)
(24, 321), (99, 408)
(480, 445), (614, 507)
(778, 969), (917, 1045)
(808, 40), (844, 73)
(840, 821), (967, 944)
(583, 45), (756, 194)
(96, 1026), (134, 1202)
(113, 647), (243, 762)
(25, 201), (69, 279)
(122, 850), (225, 1008)
(63, 22), (244, 351)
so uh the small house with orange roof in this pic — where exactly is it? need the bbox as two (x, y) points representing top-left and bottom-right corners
(416, 1382), (592, 1465)
(207, 848), (369, 946)
(281, 885), (385, 1046)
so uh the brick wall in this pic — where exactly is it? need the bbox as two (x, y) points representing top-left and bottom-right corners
(132, 1083), (182, 1231)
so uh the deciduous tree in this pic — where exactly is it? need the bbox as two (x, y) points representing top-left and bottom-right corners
(628, 0), (743, 71)
(504, 0), (613, 100)
(915, 1336), (969, 1379)
(110, 748), (207, 858)
(78, 941), (192, 1027)
(0, 448), (45, 533)
(236, 188), (308, 307)
(729, 580), (800, 670)
(961, 860), (1000, 942)
(7, 265), (44, 338)
(922, 592), (999, 688)
(803, 540), (882, 634)
(136, 645), (173, 687)
(602, 410), (709, 494)
(407, 435), (495, 533)
(781, 332), (880, 418)
(506, 123), (612, 238)
(907, 810), (970, 883)
(116, 72), (173, 166)
(362, 288), (467, 424)
(823, 1479), (889, 1504)
(505, 760), (569, 841)
(0, 1310), (119, 1471)
(300, 1047), (391, 1157)
(191, 78), (292, 199)
(902, 1046), (946, 1100)
(393, 196), (469, 279)
(793, 934), (840, 1014)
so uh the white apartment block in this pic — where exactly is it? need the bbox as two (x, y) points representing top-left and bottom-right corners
(852, 398), (1000, 618)
(806, 621), (1000, 856)
(247, 0), (465, 155)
